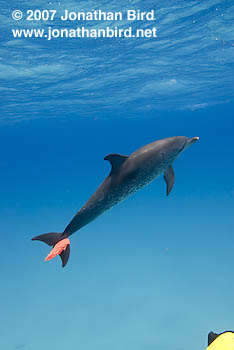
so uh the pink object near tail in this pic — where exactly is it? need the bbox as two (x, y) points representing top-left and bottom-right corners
(45, 238), (70, 261)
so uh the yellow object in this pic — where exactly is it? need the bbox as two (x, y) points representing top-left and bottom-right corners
(206, 332), (234, 350)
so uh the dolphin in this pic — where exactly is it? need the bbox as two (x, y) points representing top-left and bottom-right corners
(32, 136), (199, 267)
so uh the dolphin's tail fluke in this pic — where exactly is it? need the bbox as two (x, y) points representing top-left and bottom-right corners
(32, 233), (70, 267)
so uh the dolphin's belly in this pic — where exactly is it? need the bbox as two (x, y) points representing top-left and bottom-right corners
(117, 161), (165, 199)
(108, 153), (173, 207)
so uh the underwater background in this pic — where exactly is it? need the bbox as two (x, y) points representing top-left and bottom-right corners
(0, 1), (234, 349)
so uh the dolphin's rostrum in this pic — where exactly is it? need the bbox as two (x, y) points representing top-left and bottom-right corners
(32, 136), (199, 267)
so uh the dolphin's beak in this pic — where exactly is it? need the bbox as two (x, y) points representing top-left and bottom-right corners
(184, 136), (199, 149)
(188, 136), (199, 145)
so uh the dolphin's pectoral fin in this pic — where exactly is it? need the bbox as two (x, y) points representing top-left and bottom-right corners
(164, 165), (175, 196)
(104, 153), (128, 173)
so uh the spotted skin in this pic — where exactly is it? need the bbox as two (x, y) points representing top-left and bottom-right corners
(32, 136), (199, 267)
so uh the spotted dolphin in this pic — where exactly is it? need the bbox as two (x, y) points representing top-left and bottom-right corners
(32, 136), (199, 267)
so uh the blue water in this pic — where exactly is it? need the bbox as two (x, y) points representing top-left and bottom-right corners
(0, 1), (234, 349)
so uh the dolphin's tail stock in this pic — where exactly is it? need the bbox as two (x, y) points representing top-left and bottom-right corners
(32, 233), (70, 267)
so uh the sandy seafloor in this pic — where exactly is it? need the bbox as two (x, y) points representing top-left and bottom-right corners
(0, 1), (234, 349)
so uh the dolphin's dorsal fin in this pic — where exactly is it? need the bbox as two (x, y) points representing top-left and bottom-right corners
(164, 164), (175, 196)
(104, 153), (128, 173)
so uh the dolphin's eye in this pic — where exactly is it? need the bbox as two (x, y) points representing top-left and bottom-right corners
(179, 142), (186, 152)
